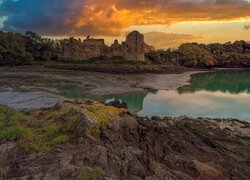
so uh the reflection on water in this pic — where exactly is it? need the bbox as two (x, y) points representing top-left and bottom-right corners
(138, 90), (250, 121)
(49, 70), (250, 122)
(178, 70), (250, 94)
(50, 84), (148, 112)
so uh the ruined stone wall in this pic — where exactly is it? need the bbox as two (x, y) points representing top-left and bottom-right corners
(110, 40), (123, 57)
(58, 38), (87, 61)
(124, 31), (145, 61)
(82, 38), (107, 59)
(58, 31), (147, 61)
(83, 45), (103, 59)
(83, 38), (105, 46)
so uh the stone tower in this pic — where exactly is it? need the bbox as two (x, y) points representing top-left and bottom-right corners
(124, 31), (145, 61)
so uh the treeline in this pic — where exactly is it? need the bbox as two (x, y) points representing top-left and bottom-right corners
(1, 30), (250, 68)
(146, 41), (250, 68)
(0, 31), (58, 66)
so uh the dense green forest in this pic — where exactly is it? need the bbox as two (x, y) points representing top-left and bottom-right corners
(0, 30), (250, 68)
(0, 31), (58, 66)
(146, 41), (250, 67)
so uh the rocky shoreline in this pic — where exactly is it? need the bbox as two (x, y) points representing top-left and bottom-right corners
(0, 100), (249, 179)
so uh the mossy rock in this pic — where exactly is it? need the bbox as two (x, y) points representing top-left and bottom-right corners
(0, 100), (126, 151)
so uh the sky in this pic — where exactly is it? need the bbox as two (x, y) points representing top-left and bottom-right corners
(0, 0), (250, 49)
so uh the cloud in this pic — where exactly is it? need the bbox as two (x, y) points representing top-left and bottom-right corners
(144, 31), (203, 49)
(1, 0), (250, 36)
(0, 16), (7, 29)
(0, 0), (86, 35)
(244, 25), (250, 30)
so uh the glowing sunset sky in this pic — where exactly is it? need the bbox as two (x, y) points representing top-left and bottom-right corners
(0, 0), (250, 49)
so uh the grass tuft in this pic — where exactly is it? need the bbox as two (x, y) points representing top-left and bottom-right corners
(0, 126), (29, 139)
(77, 167), (103, 180)
(42, 124), (60, 136)
(50, 135), (71, 146)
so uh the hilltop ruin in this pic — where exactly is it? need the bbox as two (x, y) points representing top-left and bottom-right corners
(58, 31), (154, 61)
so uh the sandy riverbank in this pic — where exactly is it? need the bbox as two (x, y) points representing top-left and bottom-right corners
(0, 67), (202, 94)
(0, 67), (203, 110)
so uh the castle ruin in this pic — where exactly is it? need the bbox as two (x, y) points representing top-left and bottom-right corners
(58, 31), (153, 61)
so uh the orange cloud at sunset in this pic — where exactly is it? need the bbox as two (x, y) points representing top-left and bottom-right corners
(70, 0), (250, 36)
(1, 0), (250, 48)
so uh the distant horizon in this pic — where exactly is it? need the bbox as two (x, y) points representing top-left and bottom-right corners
(43, 30), (250, 50)
(1, 28), (250, 50)
(1, 0), (250, 49)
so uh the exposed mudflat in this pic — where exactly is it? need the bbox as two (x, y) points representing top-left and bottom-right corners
(0, 67), (201, 110)
(0, 89), (63, 111)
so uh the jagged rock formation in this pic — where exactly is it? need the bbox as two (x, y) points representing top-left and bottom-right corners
(0, 100), (249, 179)
(58, 31), (149, 61)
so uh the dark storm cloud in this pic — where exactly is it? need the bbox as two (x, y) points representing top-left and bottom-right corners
(0, 0), (85, 35)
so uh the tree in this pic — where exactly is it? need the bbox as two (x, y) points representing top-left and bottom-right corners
(0, 31), (33, 66)
(178, 43), (216, 67)
(24, 31), (58, 61)
(146, 51), (161, 64)
(145, 49), (178, 65)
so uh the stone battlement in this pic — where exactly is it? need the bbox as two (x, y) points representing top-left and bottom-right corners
(58, 31), (152, 61)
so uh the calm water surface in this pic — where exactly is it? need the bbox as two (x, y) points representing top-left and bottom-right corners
(52, 70), (250, 122)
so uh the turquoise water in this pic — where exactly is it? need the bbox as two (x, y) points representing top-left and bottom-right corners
(50, 70), (250, 122)
(49, 84), (148, 112)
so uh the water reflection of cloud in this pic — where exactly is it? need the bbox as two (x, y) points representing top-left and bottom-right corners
(139, 90), (250, 121)
(211, 91), (250, 98)
(147, 90), (222, 109)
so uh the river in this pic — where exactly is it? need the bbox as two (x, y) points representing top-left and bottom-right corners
(0, 68), (249, 122)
